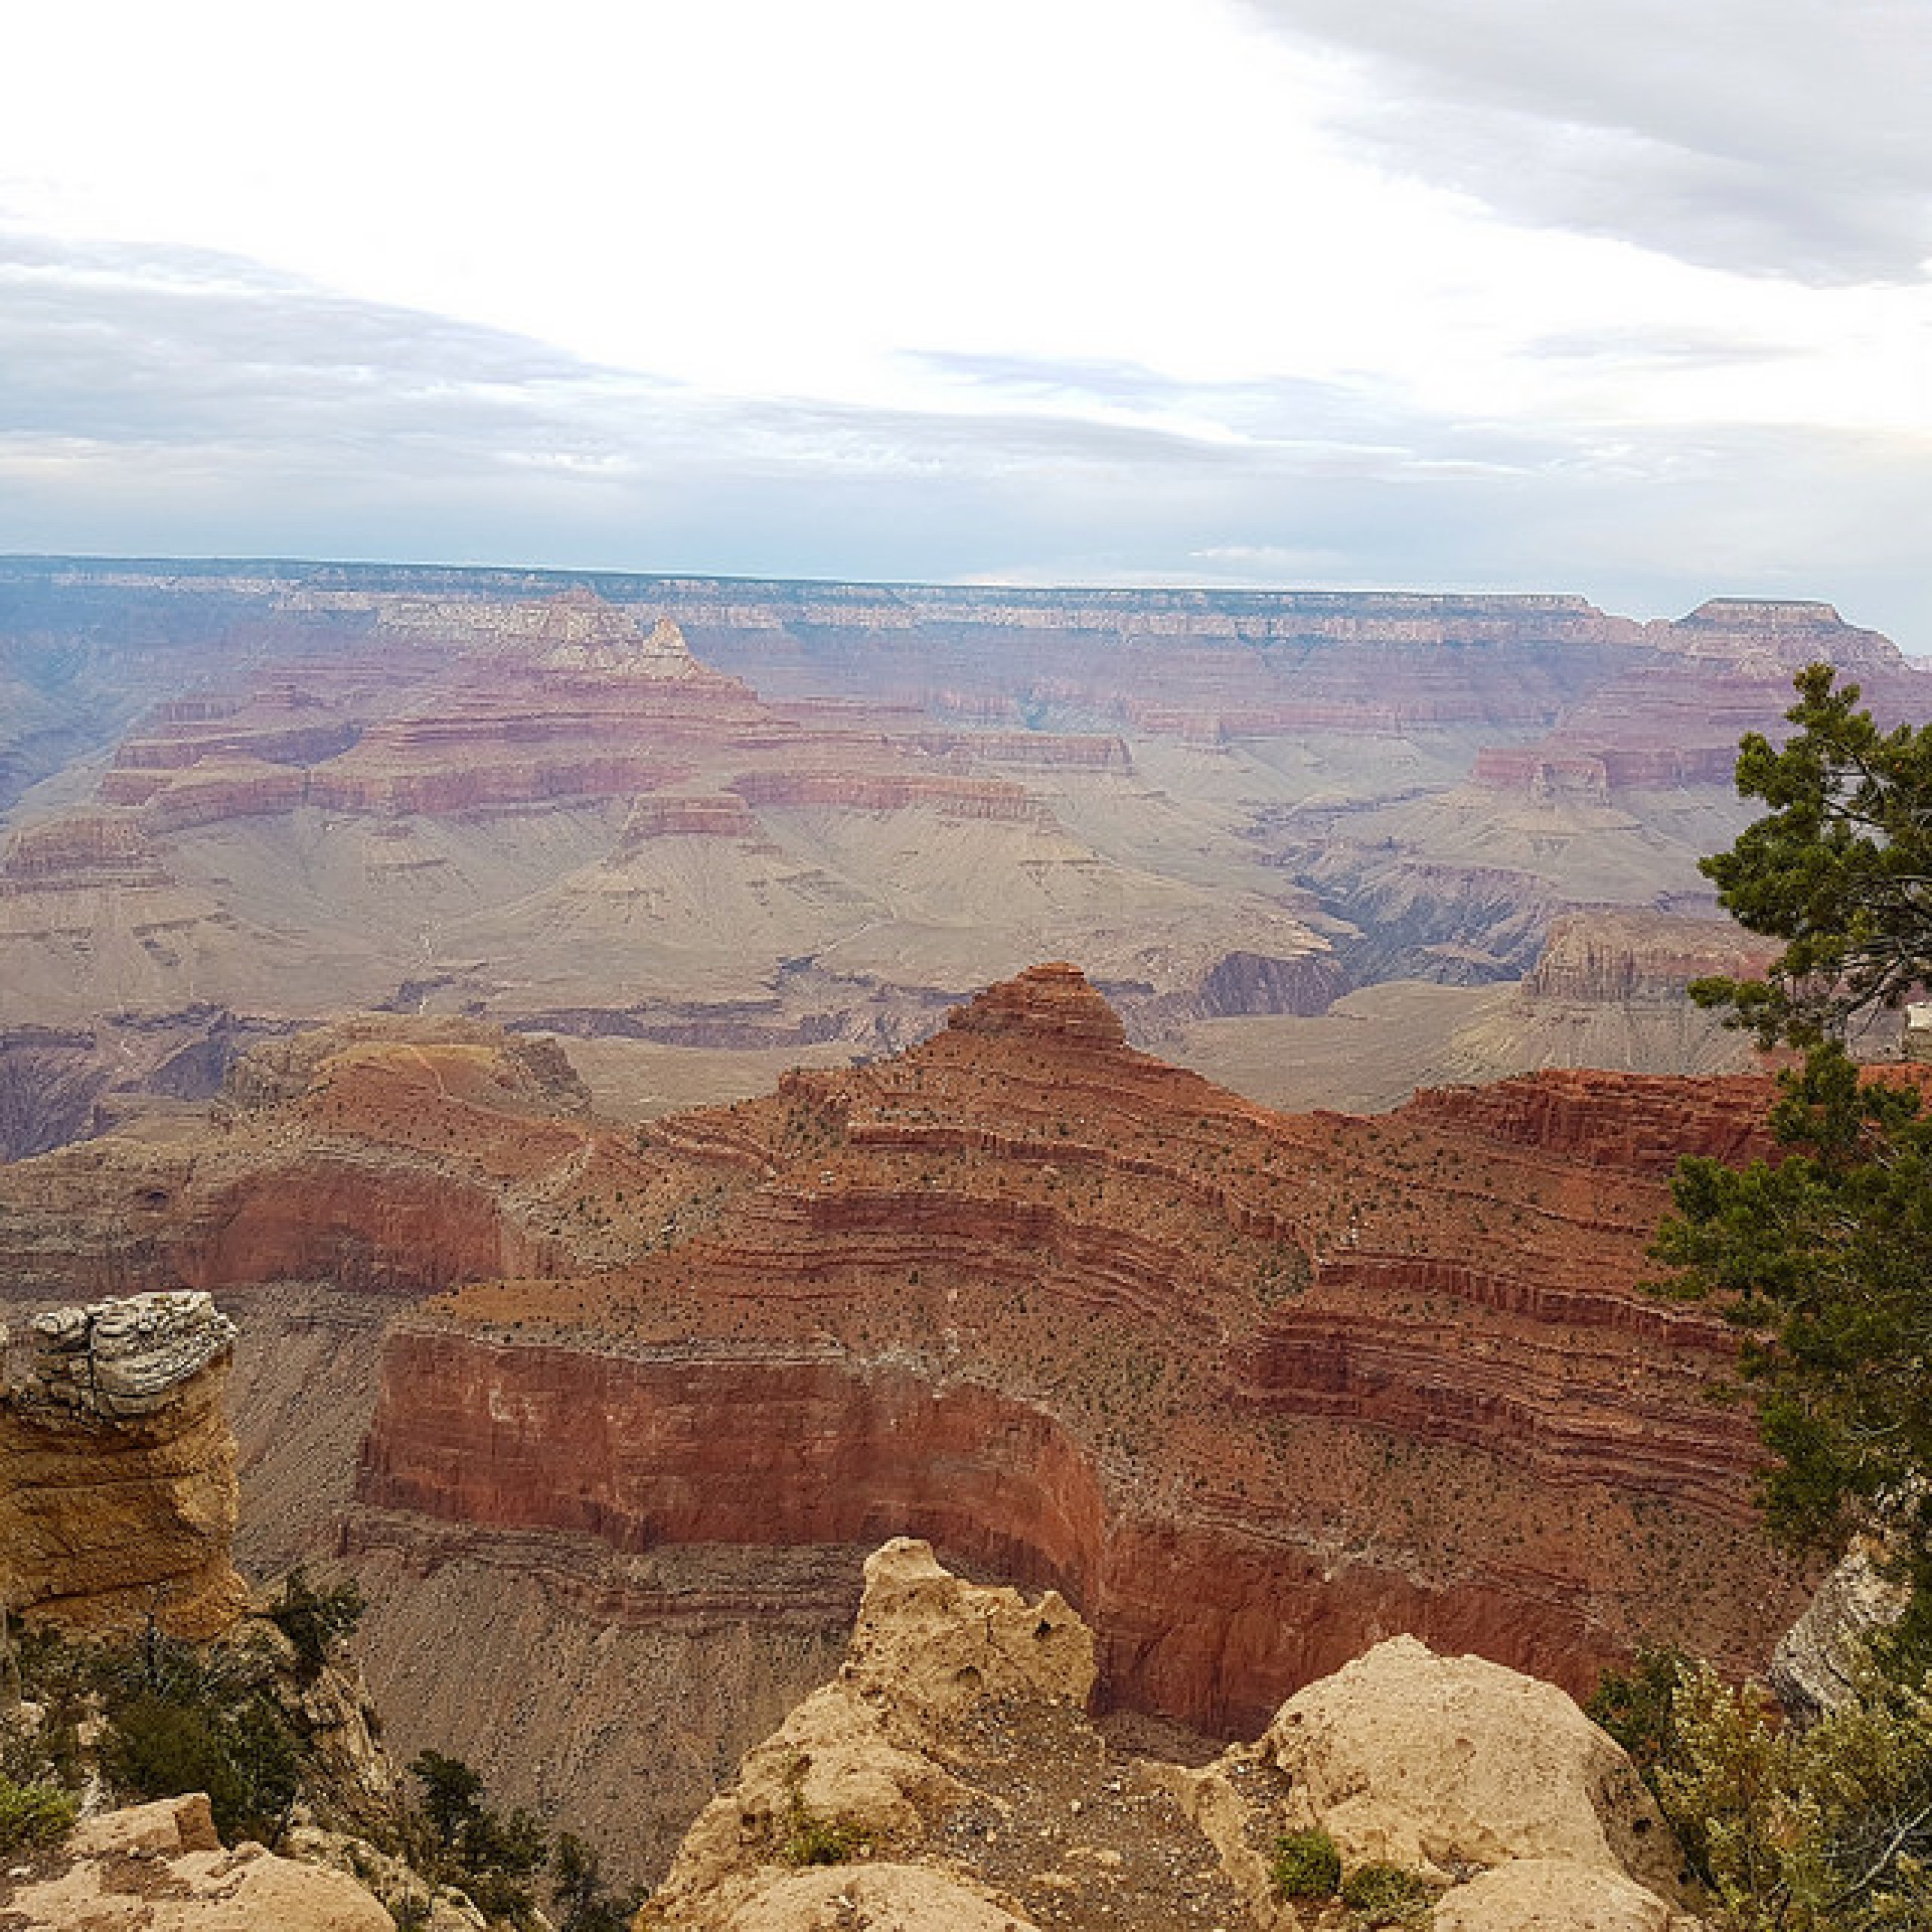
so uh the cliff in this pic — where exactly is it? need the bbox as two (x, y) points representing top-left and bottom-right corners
(0, 1290), (247, 1636)
(349, 964), (1804, 1745)
(642, 1537), (1696, 1932)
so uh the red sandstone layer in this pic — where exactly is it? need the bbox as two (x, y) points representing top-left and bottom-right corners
(336, 965), (1810, 1730)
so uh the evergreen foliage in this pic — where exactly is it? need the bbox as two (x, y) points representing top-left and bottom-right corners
(1655, 664), (1932, 1652)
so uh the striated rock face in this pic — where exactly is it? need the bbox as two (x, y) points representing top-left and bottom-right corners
(1518, 911), (1774, 1010)
(1770, 1544), (1913, 1725)
(19, 1288), (238, 1418)
(9, 556), (1927, 1111)
(643, 1538), (1696, 1932)
(0, 1289), (246, 1636)
(350, 963), (1806, 1748)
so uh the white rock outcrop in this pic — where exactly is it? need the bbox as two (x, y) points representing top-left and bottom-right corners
(3, 1792), (396, 1931)
(19, 1289), (238, 1419)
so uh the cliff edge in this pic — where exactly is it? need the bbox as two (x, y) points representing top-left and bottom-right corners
(642, 1537), (1700, 1931)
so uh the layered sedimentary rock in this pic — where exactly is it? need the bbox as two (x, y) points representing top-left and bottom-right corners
(3, 570), (1359, 1065)
(8, 560), (1927, 1112)
(0, 1019), (620, 1301)
(1437, 911), (1776, 1083)
(0, 1289), (246, 1635)
(645, 1537), (1695, 1932)
(346, 965), (1806, 1747)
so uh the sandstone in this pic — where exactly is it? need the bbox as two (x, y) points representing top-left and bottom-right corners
(696, 1864), (1042, 1931)
(643, 1541), (1249, 1931)
(67, 1790), (223, 1858)
(0, 1290), (246, 1636)
(645, 1541), (1701, 1932)
(844, 1537), (1095, 1722)
(1262, 1635), (1685, 1899)
(2, 1800), (399, 1929)
(1434, 1857), (1694, 1931)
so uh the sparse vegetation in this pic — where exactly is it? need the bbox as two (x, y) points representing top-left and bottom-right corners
(265, 1566), (367, 1681)
(1339, 1861), (1435, 1926)
(1271, 1825), (1341, 1900)
(408, 1747), (549, 1924)
(0, 1774), (79, 1854)
(774, 1754), (869, 1867)
(1590, 1651), (1932, 1929)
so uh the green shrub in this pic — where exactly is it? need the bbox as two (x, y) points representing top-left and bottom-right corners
(265, 1568), (366, 1681)
(101, 1687), (300, 1846)
(780, 1799), (867, 1867)
(1272, 1826), (1342, 1899)
(0, 1774), (79, 1854)
(1340, 1862), (1434, 1926)
(1653, 1662), (1932, 1931)
(1587, 1645), (1692, 1786)
(406, 1749), (551, 1927)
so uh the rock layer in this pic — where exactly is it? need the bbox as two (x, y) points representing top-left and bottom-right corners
(0, 1289), (246, 1636)
(347, 965), (1807, 1738)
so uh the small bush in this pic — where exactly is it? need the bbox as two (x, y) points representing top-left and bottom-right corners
(102, 1687), (300, 1846)
(265, 1568), (366, 1681)
(780, 1800), (867, 1868)
(1273, 1826), (1342, 1899)
(1340, 1862), (1434, 1926)
(1587, 1645), (1690, 1786)
(0, 1774), (79, 1854)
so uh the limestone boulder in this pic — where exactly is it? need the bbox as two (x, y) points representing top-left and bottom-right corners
(1263, 1635), (1687, 1901)
(708, 1863), (1040, 1931)
(2, 1792), (397, 1930)
(842, 1536), (1096, 1723)
(1434, 1857), (1699, 1931)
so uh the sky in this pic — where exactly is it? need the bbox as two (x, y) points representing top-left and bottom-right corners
(2, 0), (1929, 643)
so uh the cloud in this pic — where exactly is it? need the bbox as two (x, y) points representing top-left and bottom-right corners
(2, 232), (1929, 651)
(1239, 0), (1932, 282)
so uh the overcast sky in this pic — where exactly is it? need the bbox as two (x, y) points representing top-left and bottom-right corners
(3, 1), (1929, 642)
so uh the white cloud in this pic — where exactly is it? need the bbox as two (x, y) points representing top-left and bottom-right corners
(0, 1), (1927, 642)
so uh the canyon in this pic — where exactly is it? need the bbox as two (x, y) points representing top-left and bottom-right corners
(4, 557), (1925, 1895)
(5, 559), (1928, 1150)
(0, 967), (1832, 1874)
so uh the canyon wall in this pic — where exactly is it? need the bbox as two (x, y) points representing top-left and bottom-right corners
(348, 967), (1807, 1748)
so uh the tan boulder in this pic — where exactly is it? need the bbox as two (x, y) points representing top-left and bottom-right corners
(1434, 1857), (1697, 1931)
(3, 1792), (396, 1931)
(710, 1862), (1041, 1930)
(842, 1537), (1096, 1722)
(665, 1680), (965, 1900)
(1264, 1635), (1686, 1900)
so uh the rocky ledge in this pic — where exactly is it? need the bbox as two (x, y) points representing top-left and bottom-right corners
(14, 1288), (238, 1419)
(645, 1537), (1701, 1931)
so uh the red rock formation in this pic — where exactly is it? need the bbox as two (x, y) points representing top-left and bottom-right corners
(339, 965), (1814, 1734)
(2, 812), (172, 890)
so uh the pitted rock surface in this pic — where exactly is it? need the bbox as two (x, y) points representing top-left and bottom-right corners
(21, 1289), (237, 1419)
